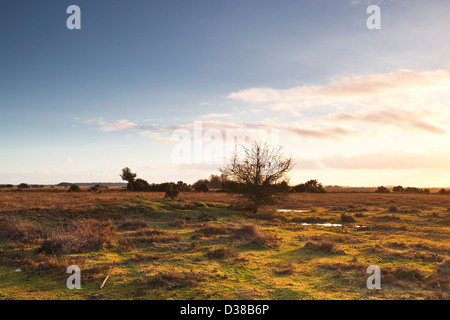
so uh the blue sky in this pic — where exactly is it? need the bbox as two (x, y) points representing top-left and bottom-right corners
(1, 0), (450, 186)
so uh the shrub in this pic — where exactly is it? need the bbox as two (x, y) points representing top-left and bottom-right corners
(206, 247), (239, 259)
(207, 175), (223, 189)
(393, 186), (404, 192)
(119, 219), (148, 230)
(67, 184), (81, 192)
(133, 178), (150, 191)
(303, 240), (340, 254)
(232, 224), (278, 248)
(168, 218), (186, 228)
(340, 213), (356, 223)
(89, 184), (102, 192)
(293, 179), (326, 193)
(0, 216), (47, 242)
(197, 212), (214, 222)
(17, 183), (30, 189)
(194, 183), (209, 192)
(273, 262), (297, 275)
(192, 179), (209, 191)
(25, 254), (78, 276)
(390, 266), (425, 282)
(388, 205), (399, 213)
(404, 187), (429, 194)
(196, 225), (234, 236)
(375, 186), (390, 193)
(38, 219), (116, 254)
(165, 184), (180, 200)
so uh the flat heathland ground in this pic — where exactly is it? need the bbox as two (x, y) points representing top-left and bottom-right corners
(0, 189), (449, 300)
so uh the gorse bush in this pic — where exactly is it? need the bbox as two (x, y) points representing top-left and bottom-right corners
(194, 183), (209, 192)
(165, 184), (180, 200)
(392, 186), (430, 193)
(68, 184), (81, 192)
(375, 186), (390, 193)
(389, 205), (399, 213)
(133, 178), (150, 191)
(293, 179), (325, 193)
(340, 213), (356, 223)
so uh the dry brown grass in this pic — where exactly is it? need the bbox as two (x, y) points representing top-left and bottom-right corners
(206, 247), (239, 260)
(137, 270), (207, 290)
(2, 189), (450, 213)
(0, 188), (160, 212)
(196, 225), (235, 236)
(119, 218), (149, 230)
(0, 216), (47, 242)
(38, 219), (117, 254)
(273, 262), (298, 275)
(232, 224), (279, 248)
(303, 239), (342, 254)
(123, 228), (181, 244)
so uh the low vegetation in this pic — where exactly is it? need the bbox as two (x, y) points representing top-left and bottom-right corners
(0, 190), (448, 300)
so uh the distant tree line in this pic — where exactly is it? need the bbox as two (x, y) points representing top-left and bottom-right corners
(376, 186), (441, 194)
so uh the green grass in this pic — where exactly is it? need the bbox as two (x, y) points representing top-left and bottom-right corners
(0, 198), (448, 300)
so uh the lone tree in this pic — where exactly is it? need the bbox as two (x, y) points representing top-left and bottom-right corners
(220, 141), (293, 213)
(120, 167), (137, 191)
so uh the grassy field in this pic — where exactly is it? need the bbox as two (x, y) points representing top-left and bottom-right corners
(0, 189), (449, 300)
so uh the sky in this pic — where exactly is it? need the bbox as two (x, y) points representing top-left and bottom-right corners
(0, 0), (449, 187)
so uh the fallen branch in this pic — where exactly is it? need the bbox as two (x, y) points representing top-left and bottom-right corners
(100, 275), (109, 290)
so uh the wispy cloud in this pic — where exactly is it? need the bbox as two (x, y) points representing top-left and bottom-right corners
(286, 125), (357, 140)
(228, 69), (450, 108)
(202, 113), (233, 119)
(316, 109), (447, 134)
(227, 69), (450, 137)
(100, 119), (138, 132)
(321, 146), (450, 169)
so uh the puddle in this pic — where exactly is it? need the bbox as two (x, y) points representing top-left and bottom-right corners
(277, 209), (310, 213)
(277, 208), (368, 229)
(301, 223), (368, 229)
(301, 223), (342, 227)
